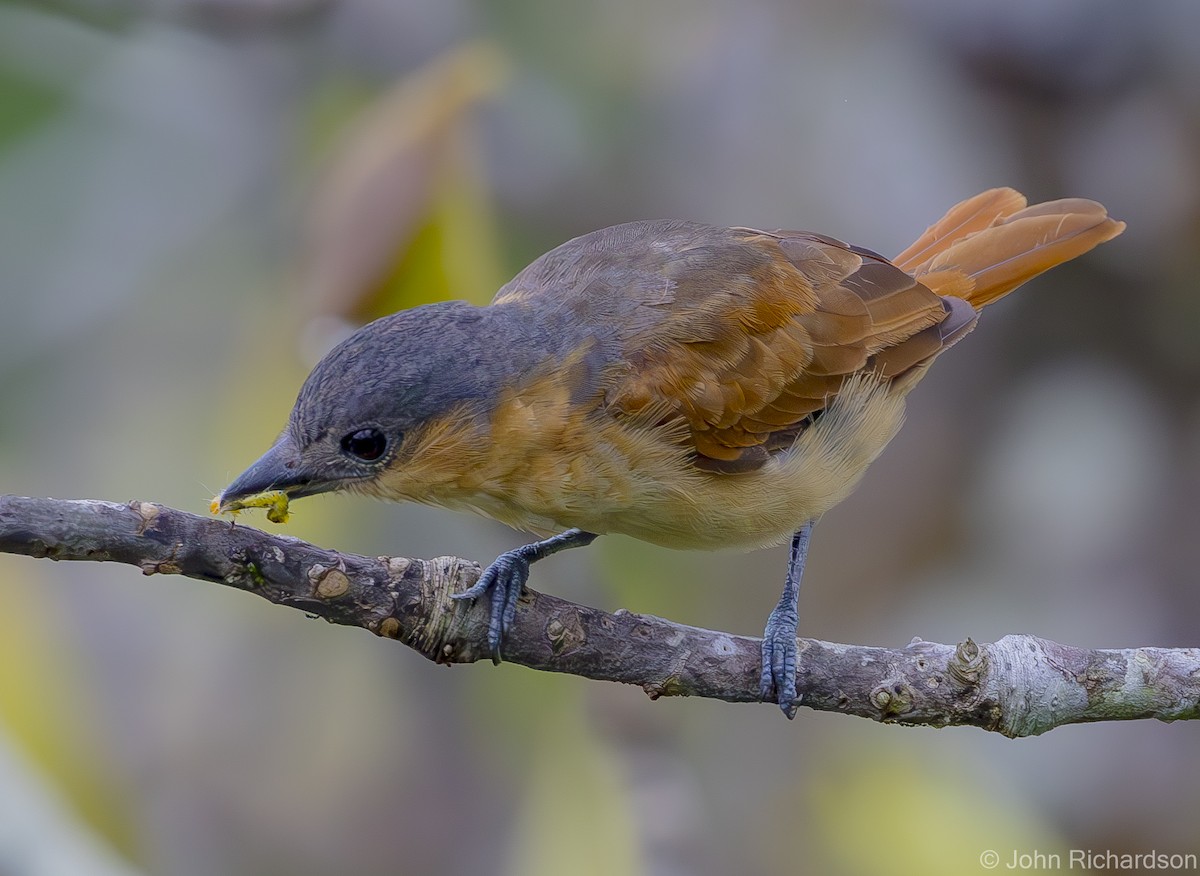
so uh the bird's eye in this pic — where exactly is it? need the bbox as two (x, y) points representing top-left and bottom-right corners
(340, 428), (388, 462)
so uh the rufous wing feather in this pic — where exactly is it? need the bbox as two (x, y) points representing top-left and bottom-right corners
(609, 228), (948, 471)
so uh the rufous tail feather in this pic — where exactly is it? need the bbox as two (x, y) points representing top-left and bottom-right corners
(894, 188), (1125, 309)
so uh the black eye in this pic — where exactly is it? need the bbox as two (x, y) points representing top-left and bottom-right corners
(340, 428), (388, 462)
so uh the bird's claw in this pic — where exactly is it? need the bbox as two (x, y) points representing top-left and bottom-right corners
(451, 530), (597, 664)
(451, 547), (532, 663)
(760, 604), (800, 719)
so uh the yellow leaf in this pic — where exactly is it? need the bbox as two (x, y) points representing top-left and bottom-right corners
(298, 40), (510, 328)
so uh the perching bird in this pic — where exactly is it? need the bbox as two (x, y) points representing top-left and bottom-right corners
(216, 188), (1124, 716)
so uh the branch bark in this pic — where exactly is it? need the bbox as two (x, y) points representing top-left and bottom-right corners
(1, 495), (1197, 736)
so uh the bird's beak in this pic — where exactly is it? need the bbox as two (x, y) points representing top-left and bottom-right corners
(214, 435), (331, 513)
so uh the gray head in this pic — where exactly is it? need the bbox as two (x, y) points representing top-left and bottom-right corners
(216, 300), (513, 509)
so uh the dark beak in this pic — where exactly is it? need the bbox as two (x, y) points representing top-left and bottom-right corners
(216, 436), (329, 512)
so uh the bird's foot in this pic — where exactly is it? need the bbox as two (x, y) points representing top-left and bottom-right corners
(759, 521), (812, 719)
(759, 602), (800, 719)
(451, 546), (533, 664)
(451, 529), (598, 664)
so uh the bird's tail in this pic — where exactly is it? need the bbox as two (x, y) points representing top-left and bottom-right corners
(893, 187), (1125, 308)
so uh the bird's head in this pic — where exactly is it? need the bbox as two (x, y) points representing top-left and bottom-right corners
(214, 301), (505, 517)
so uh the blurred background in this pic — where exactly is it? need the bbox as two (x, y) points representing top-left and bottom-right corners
(1, 0), (1198, 874)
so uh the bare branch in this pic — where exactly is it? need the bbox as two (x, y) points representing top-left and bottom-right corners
(1, 495), (1197, 736)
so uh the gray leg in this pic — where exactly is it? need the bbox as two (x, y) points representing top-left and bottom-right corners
(452, 528), (598, 663)
(759, 520), (814, 718)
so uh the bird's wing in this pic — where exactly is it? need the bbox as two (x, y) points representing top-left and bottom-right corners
(604, 226), (959, 471)
(495, 220), (956, 473)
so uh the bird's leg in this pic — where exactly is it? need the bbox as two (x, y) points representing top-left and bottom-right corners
(452, 528), (598, 664)
(760, 520), (814, 719)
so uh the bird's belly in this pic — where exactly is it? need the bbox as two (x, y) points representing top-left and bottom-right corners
(452, 371), (909, 551)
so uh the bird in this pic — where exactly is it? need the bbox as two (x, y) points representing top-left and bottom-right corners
(215, 187), (1124, 717)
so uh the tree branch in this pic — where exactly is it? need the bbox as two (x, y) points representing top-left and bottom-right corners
(1, 495), (1197, 736)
